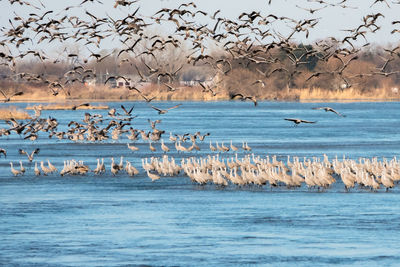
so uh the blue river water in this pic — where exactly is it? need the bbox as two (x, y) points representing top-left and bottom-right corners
(0, 101), (400, 266)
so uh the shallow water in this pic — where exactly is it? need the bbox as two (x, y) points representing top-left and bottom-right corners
(1, 101), (400, 266)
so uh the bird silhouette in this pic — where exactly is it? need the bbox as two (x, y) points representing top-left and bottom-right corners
(150, 104), (182, 114)
(284, 118), (317, 125)
(0, 89), (23, 102)
(19, 148), (40, 162)
(312, 107), (346, 117)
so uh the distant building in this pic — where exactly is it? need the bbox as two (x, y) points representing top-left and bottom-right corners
(84, 78), (96, 87)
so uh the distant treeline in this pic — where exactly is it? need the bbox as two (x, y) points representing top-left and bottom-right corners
(1, 42), (399, 97)
(0, 0), (400, 100)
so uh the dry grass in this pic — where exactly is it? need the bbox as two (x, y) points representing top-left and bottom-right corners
(292, 87), (400, 102)
(1, 83), (400, 103)
(0, 106), (31, 120)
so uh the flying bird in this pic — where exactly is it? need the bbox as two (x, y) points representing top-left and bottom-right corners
(0, 89), (23, 102)
(312, 107), (346, 117)
(19, 148), (40, 162)
(0, 148), (6, 158)
(121, 105), (134, 116)
(150, 104), (182, 114)
(71, 103), (90, 110)
(230, 93), (257, 106)
(284, 118), (317, 125)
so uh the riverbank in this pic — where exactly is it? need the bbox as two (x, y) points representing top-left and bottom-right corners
(1, 84), (400, 103)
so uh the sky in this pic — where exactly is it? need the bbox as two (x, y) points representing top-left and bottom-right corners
(0, 0), (399, 55)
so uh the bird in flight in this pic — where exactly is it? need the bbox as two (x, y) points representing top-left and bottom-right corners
(71, 103), (90, 110)
(284, 118), (317, 125)
(150, 104), (182, 114)
(230, 93), (257, 106)
(0, 89), (23, 102)
(312, 107), (346, 117)
(121, 105), (134, 116)
(19, 148), (40, 162)
(0, 148), (6, 158)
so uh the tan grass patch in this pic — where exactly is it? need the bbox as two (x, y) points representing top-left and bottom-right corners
(0, 106), (31, 120)
(291, 87), (400, 102)
(1, 83), (400, 103)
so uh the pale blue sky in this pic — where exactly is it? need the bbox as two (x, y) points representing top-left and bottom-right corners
(0, 0), (399, 54)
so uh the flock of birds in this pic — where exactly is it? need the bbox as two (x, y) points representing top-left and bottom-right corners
(5, 152), (400, 192)
(0, 0), (399, 193)
(0, 100), (344, 147)
(0, 0), (399, 105)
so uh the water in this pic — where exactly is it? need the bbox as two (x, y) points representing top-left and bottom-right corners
(1, 101), (400, 266)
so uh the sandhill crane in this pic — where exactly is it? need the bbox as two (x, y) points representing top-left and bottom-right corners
(0, 89), (23, 102)
(161, 139), (170, 153)
(125, 161), (135, 177)
(125, 161), (139, 176)
(169, 132), (177, 142)
(93, 158), (102, 174)
(0, 148), (6, 158)
(118, 156), (124, 170)
(150, 104), (182, 114)
(196, 132), (210, 141)
(312, 107), (346, 117)
(19, 161), (25, 174)
(284, 118), (317, 125)
(230, 93), (257, 106)
(190, 142), (200, 151)
(10, 162), (22, 176)
(147, 170), (161, 181)
(381, 172), (394, 191)
(220, 142), (230, 152)
(125, 161), (139, 177)
(34, 162), (40, 176)
(47, 160), (58, 173)
(243, 142), (252, 151)
(230, 140), (238, 152)
(40, 161), (52, 175)
(210, 141), (217, 151)
(99, 158), (106, 173)
(111, 158), (119, 176)
(19, 148), (40, 162)
(149, 142), (156, 152)
(127, 143), (139, 151)
(216, 141), (223, 152)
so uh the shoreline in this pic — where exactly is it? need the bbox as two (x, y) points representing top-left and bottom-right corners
(1, 84), (400, 104)
(3, 97), (400, 104)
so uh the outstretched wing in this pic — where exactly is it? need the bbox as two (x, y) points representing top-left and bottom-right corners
(329, 108), (346, 117)
(12, 91), (24, 97)
(104, 76), (116, 85)
(30, 148), (40, 157)
(167, 104), (182, 110)
(163, 83), (174, 91)
(120, 105), (134, 115)
(135, 65), (145, 79)
(121, 104), (129, 115)
(150, 105), (162, 112)
(0, 89), (7, 99)
(230, 93), (244, 100)
(300, 119), (317, 123)
(245, 96), (257, 106)
(141, 94), (155, 102)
